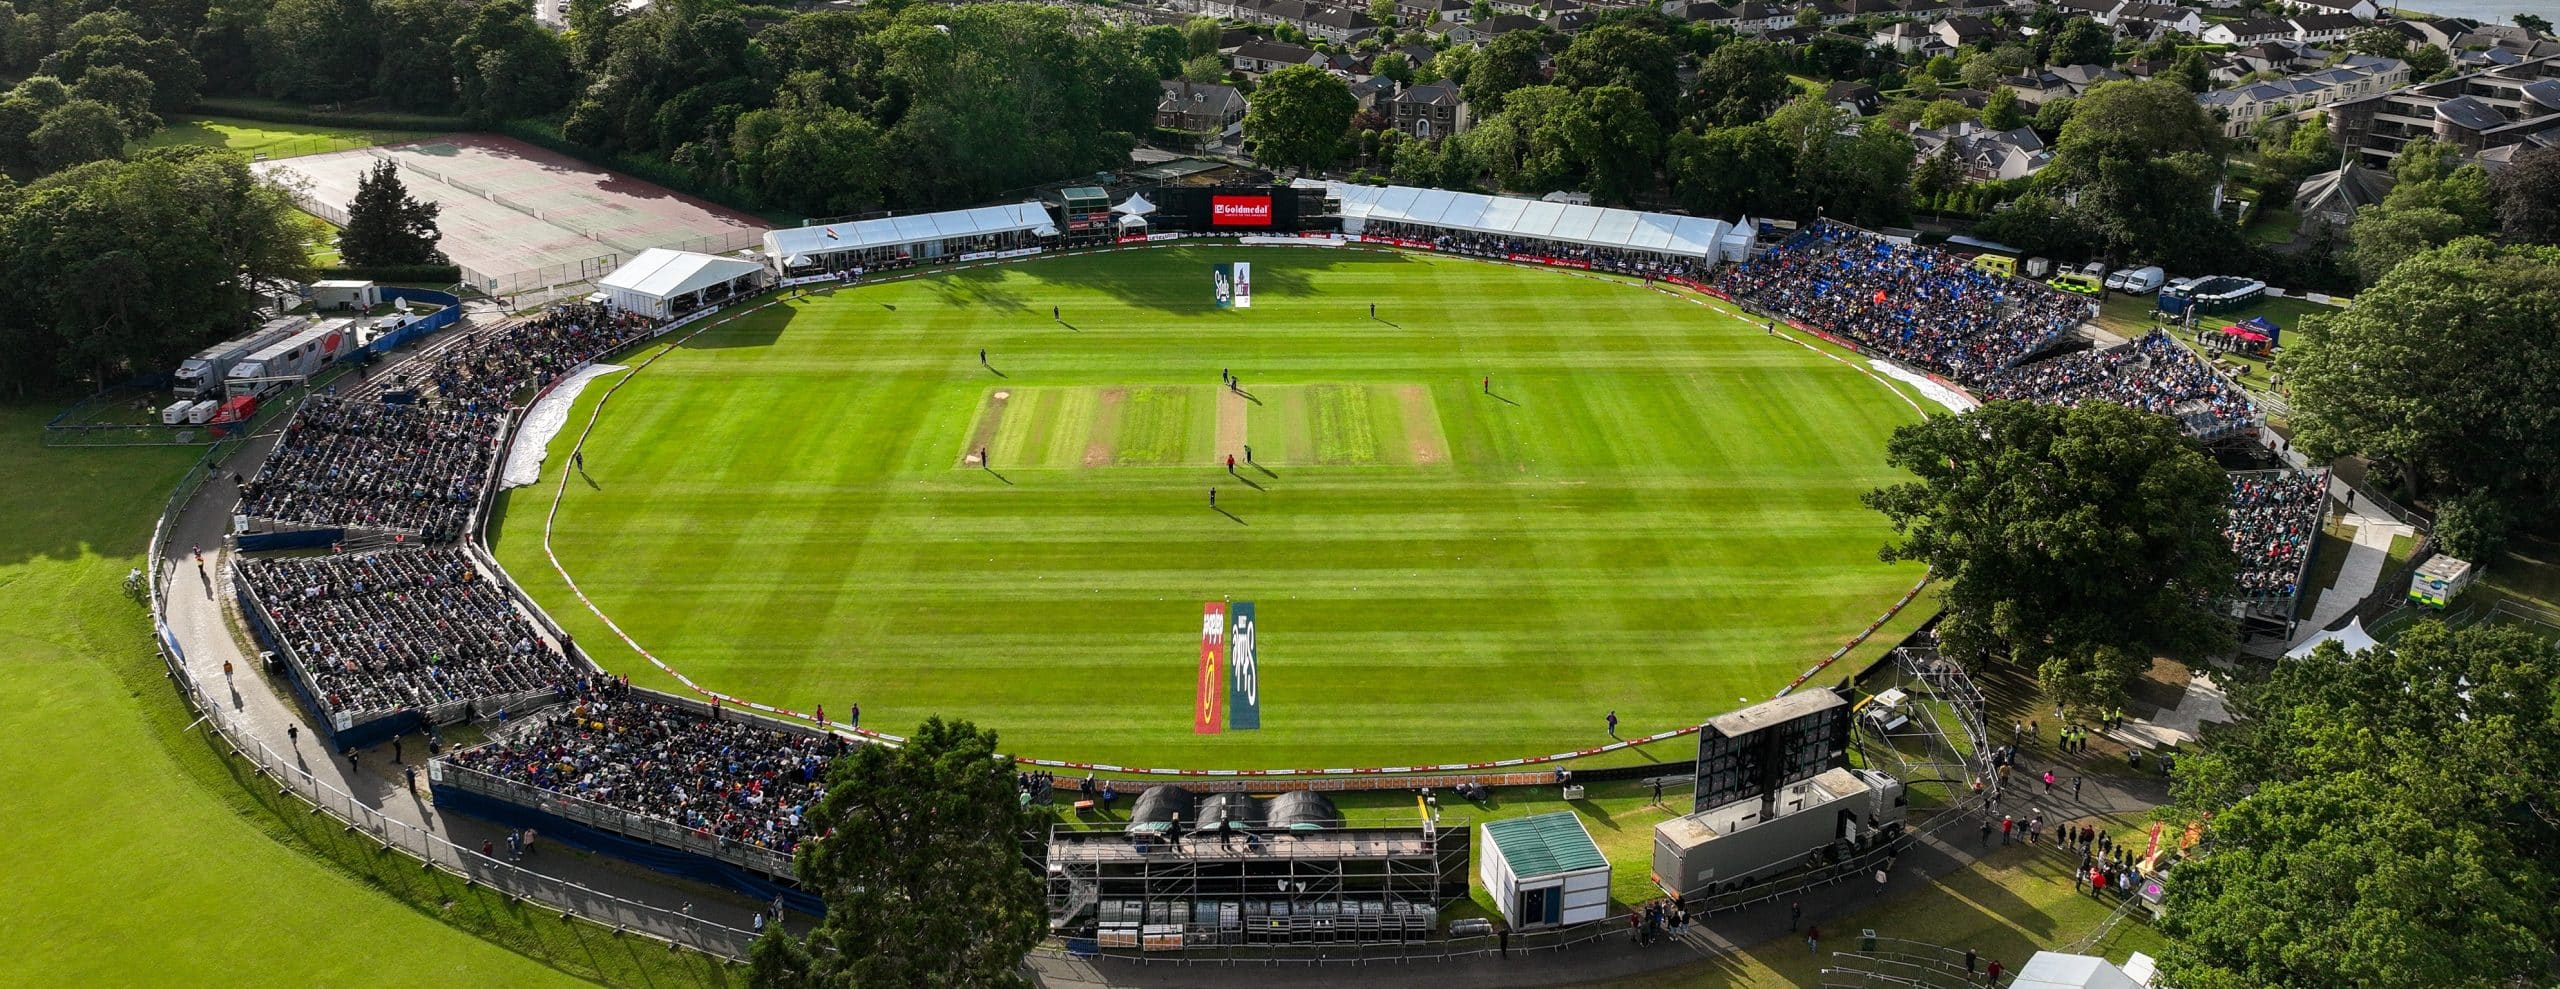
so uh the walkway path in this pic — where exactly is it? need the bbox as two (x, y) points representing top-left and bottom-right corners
(2293, 510), (2414, 647)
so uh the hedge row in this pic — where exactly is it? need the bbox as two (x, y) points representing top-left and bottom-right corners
(189, 96), (470, 132)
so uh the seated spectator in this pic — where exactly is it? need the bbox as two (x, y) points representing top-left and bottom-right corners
(2224, 469), (2326, 603)
(238, 548), (583, 718)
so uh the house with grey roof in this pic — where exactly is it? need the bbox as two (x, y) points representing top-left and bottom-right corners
(1911, 119), (2056, 180)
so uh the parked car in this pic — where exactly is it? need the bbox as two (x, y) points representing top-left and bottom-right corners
(2116, 266), (2166, 294)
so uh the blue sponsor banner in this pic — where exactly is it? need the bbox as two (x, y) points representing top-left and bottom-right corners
(1227, 601), (1259, 730)
(1213, 263), (1235, 309)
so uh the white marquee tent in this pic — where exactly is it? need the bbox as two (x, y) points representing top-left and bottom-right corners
(1309, 180), (1733, 263)
(764, 202), (1058, 268)
(2285, 617), (2380, 659)
(597, 248), (767, 319)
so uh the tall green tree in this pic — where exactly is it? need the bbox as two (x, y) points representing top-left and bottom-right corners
(1462, 29), (1546, 116)
(1551, 21), (1678, 124)
(252, 0), (378, 100)
(1686, 39), (1789, 128)
(2161, 621), (2560, 989)
(2286, 238), (2560, 525)
(2489, 145), (2560, 245)
(1981, 85), (2024, 131)
(2347, 136), (2492, 283)
(336, 158), (446, 265)
(1245, 63), (1355, 171)
(1990, 79), (2236, 268)
(367, 0), (468, 111)
(452, 0), (573, 124)
(71, 65), (159, 135)
(1862, 400), (2235, 707)
(39, 30), (202, 111)
(1136, 23), (1188, 78)
(2046, 16), (2112, 67)
(789, 718), (1042, 989)
(29, 99), (126, 171)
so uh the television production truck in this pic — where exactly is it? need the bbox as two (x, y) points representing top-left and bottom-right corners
(172, 316), (313, 399)
(225, 318), (358, 398)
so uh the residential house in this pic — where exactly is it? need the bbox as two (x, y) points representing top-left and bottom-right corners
(1909, 119), (2055, 180)
(2197, 55), (2407, 137)
(1827, 80), (1884, 115)
(2276, 0), (2379, 20)
(1421, 19), (1479, 43)
(1805, 0), (1855, 27)
(1395, 0), (1471, 23)
(1394, 80), (1471, 139)
(2051, 63), (2129, 91)
(2111, 3), (2201, 37)
(1842, 0), (1903, 18)
(1542, 0), (1595, 32)
(1486, 0), (1536, 15)
(1896, 0), (1952, 21)
(1348, 74), (1397, 113)
(1933, 14), (1997, 49)
(2005, 64), (2124, 105)
(1232, 40), (1327, 78)
(1302, 7), (1382, 42)
(1157, 80), (1248, 132)
(2054, 0), (2120, 21)
(2389, 17), (2472, 50)
(1730, 1), (1795, 33)
(2204, 17), (2296, 46)
(1479, 12), (1546, 35)
(1665, 0), (1738, 27)
(2335, 52), (2560, 166)
(1874, 20), (1949, 55)
(2288, 13), (2361, 44)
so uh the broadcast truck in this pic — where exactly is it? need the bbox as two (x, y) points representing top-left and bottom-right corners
(225, 318), (358, 398)
(172, 316), (312, 399)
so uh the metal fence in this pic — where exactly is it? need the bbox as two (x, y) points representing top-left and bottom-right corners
(143, 383), (763, 963)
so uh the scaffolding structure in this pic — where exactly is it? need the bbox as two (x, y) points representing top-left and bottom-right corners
(1853, 643), (1992, 798)
(1045, 821), (1469, 949)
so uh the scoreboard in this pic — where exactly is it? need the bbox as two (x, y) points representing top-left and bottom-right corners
(1146, 186), (1335, 233)
(1691, 690), (1852, 815)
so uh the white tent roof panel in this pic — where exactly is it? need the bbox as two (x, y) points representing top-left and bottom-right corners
(598, 248), (764, 301)
(1318, 180), (1730, 260)
(765, 202), (1054, 261)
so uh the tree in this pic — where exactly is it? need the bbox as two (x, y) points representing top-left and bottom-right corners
(790, 718), (1042, 989)
(30, 100), (127, 171)
(369, 0), (469, 111)
(1552, 22), (1679, 124)
(0, 146), (310, 391)
(1370, 0), (1398, 26)
(1181, 15), (1222, 57)
(2490, 146), (2560, 244)
(2346, 204), (2475, 285)
(1686, 39), (1790, 128)
(2159, 621), (2560, 989)
(1981, 85), (2024, 130)
(2404, 42), (2449, 80)
(1374, 51), (1412, 85)
(253, 0), (380, 101)
(39, 31), (202, 112)
(2347, 136), (2493, 282)
(2516, 13), (2550, 35)
(1913, 140), (1963, 202)
(2167, 50), (2210, 93)
(2047, 17), (2112, 68)
(2341, 25), (2408, 58)
(2032, 94), (2076, 132)
(1137, 24), (1189, 77)
(337, 158), (446, 266)
(2008, 80), (2237, 268)
(1244, 64), (1355, 170)
(1920, 98), (1975, 129)
(1180, 53), (1226, 84)
(743, 924), (815, 989)
(72, 65), (158, 135)
(2286, 238), (2560, 523)
(1667, 120), (1796, 217)
(1959, 51), (2005, 90)
(1862, 401), (2235, 707)
(452, 0), (575, 124)
(1463, 29), (1546, 115)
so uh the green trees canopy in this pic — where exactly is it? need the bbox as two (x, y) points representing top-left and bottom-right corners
(1461, 30), (1547, 116)
(1686, 39), (1790, 128)
(337, 158), (447, 266)
(2161, 621), (2560, 988)
(452, 0), (574, 124)
(2284, 238), (2560, 532)
(0, 146), (309, 392)
(1245, 64), (1357, 172)
(1551, 21), (1680, 125)
(770, 718), (1043, 989)
(1980, 80), (2239, 269)
(2491, 146), (2560, 245)
(1862, 400), (2235, 707)
(1461, 83), (1660, 204)
(1668, 96), (1907, 227)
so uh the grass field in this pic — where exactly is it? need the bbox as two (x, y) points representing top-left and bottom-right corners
(494, 247), (1930, 769)
(0, 408), (644, 988)
(137, 115), (441, 161)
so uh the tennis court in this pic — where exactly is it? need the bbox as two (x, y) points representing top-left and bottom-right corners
(256, 134), (768, 301)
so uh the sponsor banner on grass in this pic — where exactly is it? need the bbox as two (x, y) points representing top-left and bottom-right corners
(1233, 262), (1252, 309)
(1196, 602), (1227, 734)
(1213, 263), (1235, 309)
(1227, 601), (1259, 730)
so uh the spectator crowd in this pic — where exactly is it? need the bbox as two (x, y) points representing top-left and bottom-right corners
(442, 683), (842, 854)
(1714, 222), (2092, 386)
(238, 300), (660, 542)
(1360, 221), (1716, 281)
(1980, 332), (2260, 440)
(239, 548), (582, 718)
(2226, 469), (2326, 604)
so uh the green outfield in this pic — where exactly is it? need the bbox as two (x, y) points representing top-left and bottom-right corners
(494, 247), (1930, 768)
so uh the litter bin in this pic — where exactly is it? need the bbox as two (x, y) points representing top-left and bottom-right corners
(1861, 929), (1877, 953)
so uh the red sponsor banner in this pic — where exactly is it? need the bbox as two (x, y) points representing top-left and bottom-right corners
(1505, 253), (1592, 270)
(1358, 235), (1439, 251)
(1662, 276), (1709, 292)
(1116, 233), (1151, 244)
(1196, 602), (1227, 734)
(1210, 196), (1272, 227)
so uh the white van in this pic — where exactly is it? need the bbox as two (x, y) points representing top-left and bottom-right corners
(184, 400), (220, 424)
(2116, 266), (2166, 294)
(161, 400), (195, 425)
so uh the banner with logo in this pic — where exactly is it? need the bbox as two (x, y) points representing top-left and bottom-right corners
(1211, 195), (1272, 227)
(1233, 262), (1252, 309)
(1213, 263), (1235, 309)
(1196, 602), (1227, 733)
(1226, 601), (1259, 730)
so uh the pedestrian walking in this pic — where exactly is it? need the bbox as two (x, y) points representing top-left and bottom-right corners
(1765, 319), (1774, 335)
(1874, 867), (1888, 895)
(753, 912), (766, 933)
(508, 830), (523, 859)
(816, 703), (826, 725)
(1651, 778), (1664, 805)
(223, 660), (233, 679)
(287, 724), (299, 746)
(404, 764), (417, 793)
(1979, 816), (1993, 845)
(1244, 444), (1253, 463)
(2042, 770), (2054, 792)
(1807, 926), (1820, 955)
(980, 446), (988, 467)
(2001, 815), (2013, 844)
(392, 736), (403, 765)
(850, 702), (860, 729)
(2072, 776), (2083, 799)
(1606, 710), (1619, 738)
(1789, 900), (1802, 931)
(1986, 959), (2004, 985)
(1964, 947), (1978, 974)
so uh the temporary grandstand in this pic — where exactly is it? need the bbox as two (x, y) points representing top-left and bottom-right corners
(763, 203), (1058, 274)
(1316, 181), (1743, 266)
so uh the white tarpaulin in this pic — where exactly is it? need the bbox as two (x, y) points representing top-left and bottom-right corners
(1869, 359), (1978, 413)
(501, 364), (626, 489)
(2286, 618), (2379, 659)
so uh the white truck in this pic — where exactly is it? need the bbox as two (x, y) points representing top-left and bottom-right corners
(225, 318), (359, 398)
(173, 316), (312, 399)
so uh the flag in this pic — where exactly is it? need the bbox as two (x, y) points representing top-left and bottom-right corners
(1195, 602), (1226, 734)
(825, 227), (839, 240)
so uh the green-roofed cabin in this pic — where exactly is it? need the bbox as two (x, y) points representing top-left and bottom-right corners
(1479, 811), (1609, 929)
